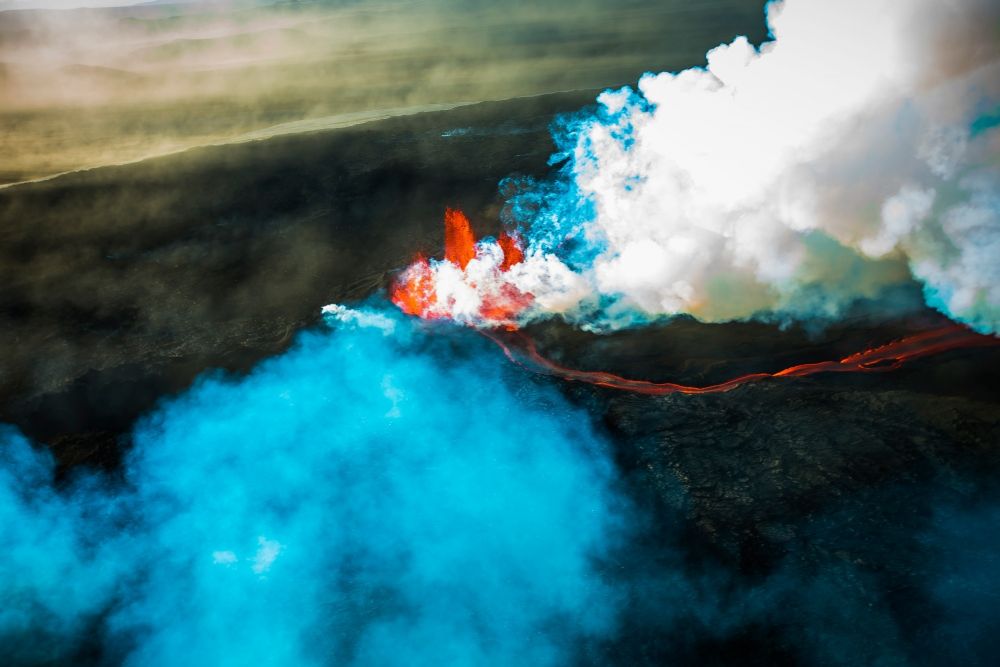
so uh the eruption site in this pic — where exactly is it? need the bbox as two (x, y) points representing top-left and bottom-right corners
(393, 210), (1000, 394)
(4, 0), (1000, 664)
(392, 0), (1000, 394)
(391, 208), (534, 327)
(396, 0), (1000, 336)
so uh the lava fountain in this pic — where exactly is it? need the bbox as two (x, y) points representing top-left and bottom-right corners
(391, 208), (533, 327)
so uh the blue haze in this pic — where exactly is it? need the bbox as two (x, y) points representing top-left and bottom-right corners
(0, 305), (627, 665)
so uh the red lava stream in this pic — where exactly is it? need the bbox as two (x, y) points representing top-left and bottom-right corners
(484, 325), (1000, 395)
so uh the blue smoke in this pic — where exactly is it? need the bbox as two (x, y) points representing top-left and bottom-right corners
(0, 428), (122, 665)
(0, 304), (627, 665)
(6, 301), (999, 665)
(918, 499), (1000, 664)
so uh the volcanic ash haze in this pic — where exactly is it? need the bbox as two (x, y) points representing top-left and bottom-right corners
(398, 0), (1000, 334)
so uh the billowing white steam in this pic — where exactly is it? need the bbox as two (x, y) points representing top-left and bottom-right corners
(438, 0), (1000, 332)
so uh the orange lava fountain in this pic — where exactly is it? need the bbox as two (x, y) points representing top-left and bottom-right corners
(391, 208), (531, 323)
(443, 208), (476, 270)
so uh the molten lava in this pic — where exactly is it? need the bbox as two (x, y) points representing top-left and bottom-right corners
(444, 208), (476, 270)
(486, 325), (999, 395)
(391, 255), (437, 318)
(391, 208), (532, 325)
(497, 231), (525, 271)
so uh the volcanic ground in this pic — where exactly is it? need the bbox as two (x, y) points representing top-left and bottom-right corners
(3, 89), (1000, 665)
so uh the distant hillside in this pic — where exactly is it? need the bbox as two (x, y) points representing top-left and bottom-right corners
(1, 0), (767, 183)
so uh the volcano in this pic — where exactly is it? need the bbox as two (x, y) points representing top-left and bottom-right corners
(2, 1), (1000, 665)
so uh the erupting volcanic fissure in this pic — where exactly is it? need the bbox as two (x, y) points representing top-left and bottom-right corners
(391, 208), (533, 325)
(392, 209), (999, 395)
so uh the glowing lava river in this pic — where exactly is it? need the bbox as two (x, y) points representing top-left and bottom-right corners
(393, 209), (1000, 395)
(484, 325), (998, 395)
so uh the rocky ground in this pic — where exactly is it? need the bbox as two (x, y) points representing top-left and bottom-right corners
(2, 92), (999, 665)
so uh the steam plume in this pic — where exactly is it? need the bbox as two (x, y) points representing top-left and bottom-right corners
(403, 0), (1000, 333)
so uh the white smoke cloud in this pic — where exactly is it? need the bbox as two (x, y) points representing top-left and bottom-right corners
(421, 0), (1000, 333)
(554, 0), (1000, 329)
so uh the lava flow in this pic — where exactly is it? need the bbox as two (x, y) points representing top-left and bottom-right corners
(392, 209), (999, 395)
(486, 325), (1000, 395)
(391, 208), (533, 325)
